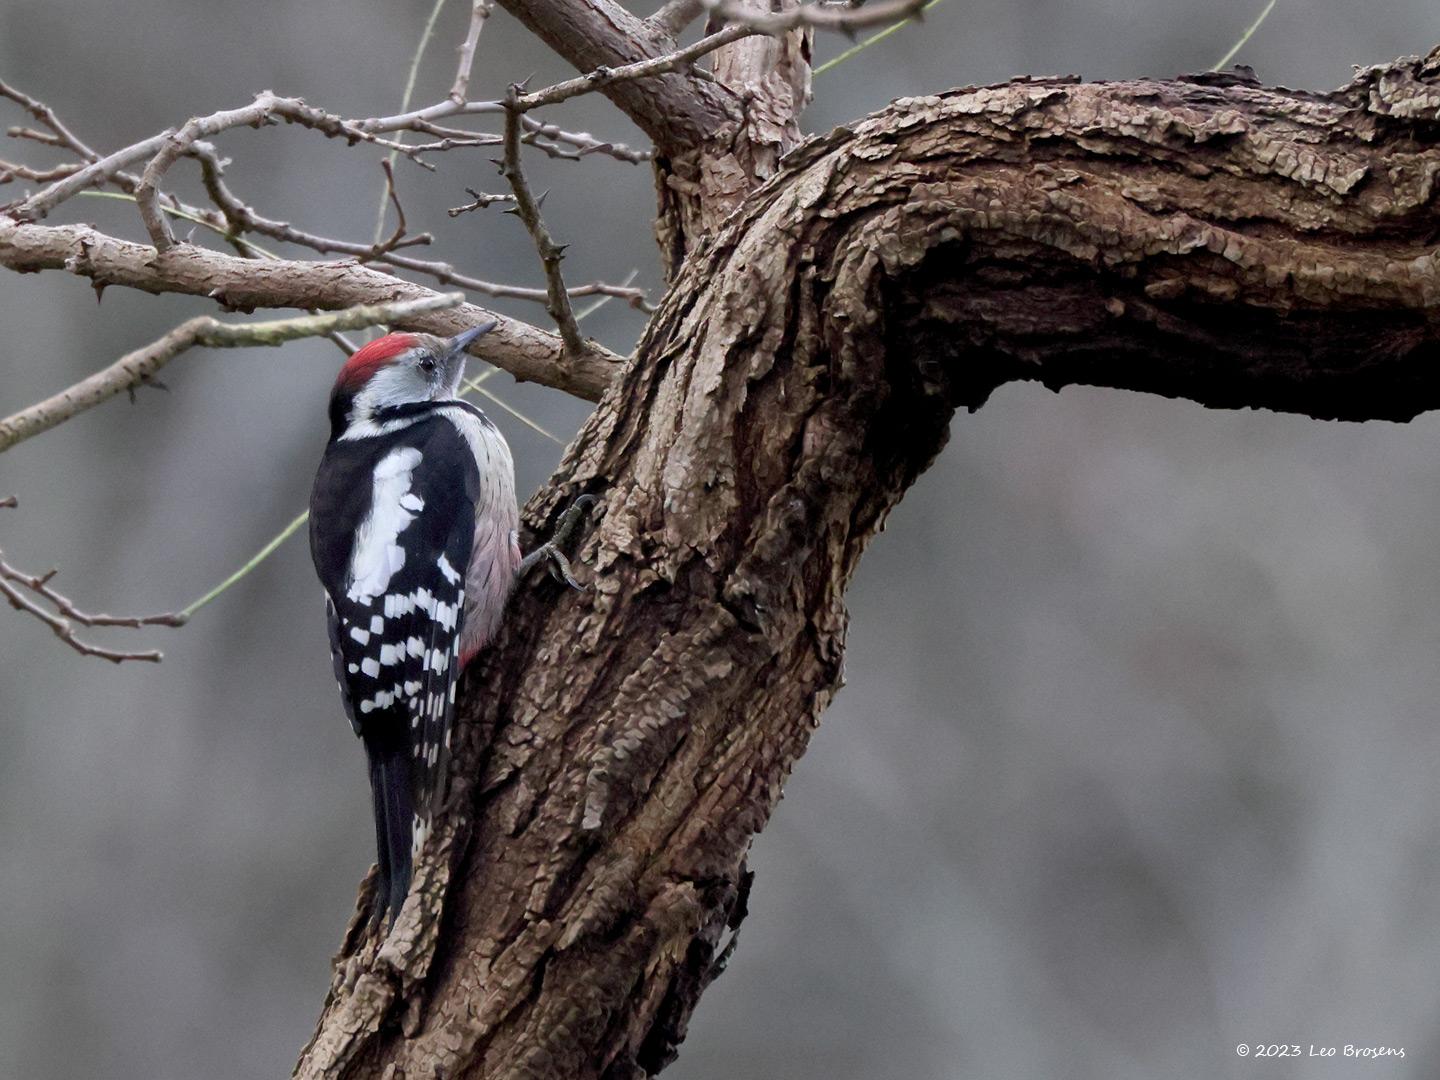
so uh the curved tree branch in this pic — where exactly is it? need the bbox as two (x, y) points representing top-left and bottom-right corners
(0, 219), (624, 400)
(293, 48), (1440, 1080)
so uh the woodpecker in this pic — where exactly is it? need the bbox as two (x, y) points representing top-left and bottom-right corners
(309, 324), (537, 926)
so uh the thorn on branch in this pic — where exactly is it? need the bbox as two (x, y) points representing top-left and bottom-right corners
(501, 85), (586, 360)
(448, 187), (513, 216)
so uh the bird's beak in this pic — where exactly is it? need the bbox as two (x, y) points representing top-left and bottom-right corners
(437, 321), (497, 396)
(445, 321), (496, 357)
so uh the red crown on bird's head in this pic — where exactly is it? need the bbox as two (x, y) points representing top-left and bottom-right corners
(334, 333), (419, 392)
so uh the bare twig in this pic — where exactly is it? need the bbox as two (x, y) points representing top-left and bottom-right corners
(361, 160), (432, 261)
(0, 159), (81, 184)
(450, 0), (496, 103)
(0, 80), (102, 163)
(0, 574), (169, 663)
(173, 177), (649, 309)
(14, 92), (433, 237)
(514, 25), (759, 112)
(7, 126), (67, 148)
(14, 127), (181, 220)
(522, 115), (650, 163)
(448, 187), (514, 215)
(502, 86), (586, 358)
(0, 294), (467, 454)
(0, 497), (185, 662)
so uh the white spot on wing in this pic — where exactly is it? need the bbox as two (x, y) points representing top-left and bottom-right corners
(349, 626), (370, 646)
(347, 447), (423, 603)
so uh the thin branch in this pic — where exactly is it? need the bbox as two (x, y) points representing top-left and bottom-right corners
(362, 160), (432, 262)
(0, 498), (184, 662)
(0, 80), (102, 163)
(15, 92), (432, 234)
(0, 294), (466, 454)
(1212, 0), (1278, 71)
(89, 183), (650, 313)
(502, 85), (586, 358)
(372, 0), (451, 248)
(4, 89), (638, 315)
(134, 93), (436, 250)
(811, 0), (949, 76)
(450, 0), (496, 103)
(448, 187), (514, 215)
(7, 126), (67, 148)
(0, 575), (168, 663)
(0, 218), (622, 400)
(179, 507), (311, 618)
(514, 25), (759, 112)
(489, 0), (741, 153)
(521, 115), (650, 164)
(0, 159), (81, 184)
(2, 561), (185, 629)
(14, 127), (183, 220)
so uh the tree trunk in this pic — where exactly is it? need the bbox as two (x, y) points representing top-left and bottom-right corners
(294, 50), (1440, 1079)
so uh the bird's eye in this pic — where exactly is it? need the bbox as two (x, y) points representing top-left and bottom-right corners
(419, 356), (437, 373)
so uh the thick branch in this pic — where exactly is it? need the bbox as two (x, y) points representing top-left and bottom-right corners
(0, 219), (624, 400)
(493, 0), (739, 152)
(295, 48), (1440, 1080)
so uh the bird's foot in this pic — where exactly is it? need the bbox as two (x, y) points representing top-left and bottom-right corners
(518, 494), (597, 590)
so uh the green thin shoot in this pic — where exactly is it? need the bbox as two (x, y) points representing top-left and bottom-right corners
(812, 0), (950, 78)
(1211, 0), (1277, 72)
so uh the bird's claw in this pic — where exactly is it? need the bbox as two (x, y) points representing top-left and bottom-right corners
(519, 494), (597, 591)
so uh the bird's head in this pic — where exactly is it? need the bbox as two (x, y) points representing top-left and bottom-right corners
(328, 323), (494, 436)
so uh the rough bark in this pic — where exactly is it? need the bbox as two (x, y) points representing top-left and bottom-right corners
(292, 49), (1440, 1080)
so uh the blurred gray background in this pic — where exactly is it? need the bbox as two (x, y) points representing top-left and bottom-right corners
(3, 1), (1439, 1077)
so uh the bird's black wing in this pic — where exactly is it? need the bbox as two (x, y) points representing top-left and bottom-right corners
(309, 414), (478, 919)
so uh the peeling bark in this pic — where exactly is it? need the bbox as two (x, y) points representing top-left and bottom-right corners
(293, 51), (1440, 1079)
